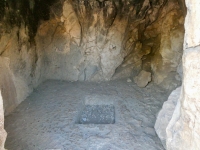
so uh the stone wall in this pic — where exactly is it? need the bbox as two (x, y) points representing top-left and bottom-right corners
(166, 0), (200, 149)
(0, 0), (56, 114)
(0, 26), (43, 114)
(35, 0), (184, 90)
(155, 86), (181, 148)
(0, 0), (185, 114)
(0, 90), (6, 150)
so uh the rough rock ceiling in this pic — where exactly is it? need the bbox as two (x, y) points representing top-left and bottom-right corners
(0, 0), (186, 41)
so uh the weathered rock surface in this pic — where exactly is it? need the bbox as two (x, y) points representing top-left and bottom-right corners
(0, 90), (6, 150)
(0, 0), (185, 113)
(36, 0), (184, 85)
(0, 57), (17, 115)
(155, 86), (181, 148)
(166, 46), (200, 150)
(166, 0), (200, 149)
(148, 1), (184, 90)
(36, 0), (129, 81)
(0, 26), (42, 111)
(134, 70), (151, 87)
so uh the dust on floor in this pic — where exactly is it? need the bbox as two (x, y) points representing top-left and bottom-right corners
(5, 79), (170, 150)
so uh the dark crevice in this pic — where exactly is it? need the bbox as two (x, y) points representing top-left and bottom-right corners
(0, 0), (59, 43)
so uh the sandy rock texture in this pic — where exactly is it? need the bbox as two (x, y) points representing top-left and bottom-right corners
(155, 86), (181, 148)
(0, 26), (42, 113)
(0, 57), (17, 115)
(146, 0), (184, 90)
(0, 91), (6, 150)
(0, 0), (185, 113)
(36, 0), (184, 87)
(0, 0), (61, 113)
(166, 48), (200, 150)
(134, 70), (151, 87)
(165, 0), (200, 149)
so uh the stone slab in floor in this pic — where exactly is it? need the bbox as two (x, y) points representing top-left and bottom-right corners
(79, 105), (115, 124)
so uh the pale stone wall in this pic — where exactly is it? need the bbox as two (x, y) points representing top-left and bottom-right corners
(0, 57), (17, 115)
(166, 0), (200, 149)
(0, 26), (42, 113)
(155, 87), (181, 149)
(0, 90), (7, 150)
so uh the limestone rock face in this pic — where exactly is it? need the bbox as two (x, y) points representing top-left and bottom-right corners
(0, 57), (17, 115)
(166, 47), (200, 150)
(155, 86), (181, 149)
(112, 0), (185, 90)
(184, 0), (200, 47)
(134, 70), (151, 88)
(0, 0), (185, 112)
(166, 0), (200, 149)
(35, 0), (184, 85)
(36, 0), (128, 81)
(0, 25), (42, 110)
(0, 90), (7, 150)
(148, 1), (184, 90)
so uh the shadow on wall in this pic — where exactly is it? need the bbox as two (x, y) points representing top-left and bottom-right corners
(0, 57), (17, 115)
(35, 0), (185, 90)
(0, 0), (185, 115)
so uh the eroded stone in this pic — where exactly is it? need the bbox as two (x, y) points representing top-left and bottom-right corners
(155, 86), (181, 149)
(134, 70), (151, 88)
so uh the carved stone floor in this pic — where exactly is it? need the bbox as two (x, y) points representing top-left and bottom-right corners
(5, 79), (170, 150)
